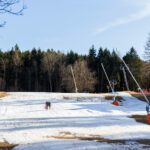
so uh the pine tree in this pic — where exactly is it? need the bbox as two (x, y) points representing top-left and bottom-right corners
(66, 50), (78, 65)
(123, 47), (142, 90)
(88, 45), (96, 71)
(97, 48), (111, 92)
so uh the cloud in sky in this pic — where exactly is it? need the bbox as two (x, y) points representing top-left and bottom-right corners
(97, 2), (150, 33)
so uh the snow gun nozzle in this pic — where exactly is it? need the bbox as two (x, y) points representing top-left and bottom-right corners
(112, 100), (119, 106)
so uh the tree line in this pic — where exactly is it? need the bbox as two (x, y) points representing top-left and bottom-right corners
(0, 44), (149, 93)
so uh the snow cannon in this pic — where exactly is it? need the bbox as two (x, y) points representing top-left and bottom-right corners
(146, 104), (150, 124)
(147, 114), (150, 124)
(112, 100), (119, 106)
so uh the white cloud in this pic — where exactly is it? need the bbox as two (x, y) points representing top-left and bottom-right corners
(97, 2), (150, 33)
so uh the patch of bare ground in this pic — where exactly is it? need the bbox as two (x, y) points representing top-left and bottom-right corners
(46, 132), (126, 144)
(126, 91), (150, 103)
(0, 92), (8, 99)
(63, 96), (84, 101)
(0, 142), (18, 150)
(137, 139), (150, 145)
(129, 115), (148, 125)
(46, 131), (150, 148)
(63, 96), (98, 101)
(104, 95), (123, 101)
(63, 96), (70, 99)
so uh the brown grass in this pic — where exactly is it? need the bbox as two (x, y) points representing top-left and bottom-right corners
(63, 96), (70, 99)
(127, 91), (150, 103)
(0, 92), (8, 99)
(129, 115), (148, 125)
(104, 95), (123, 101)
(47, 132), (126, 144)
(137, 139), (150, 145)
(50, 135), (126, 143)
(49, 133), (150, 145)
(0, 142), (18, 150)
(46, 131), (150, 148)
(59, 131), (72, 135)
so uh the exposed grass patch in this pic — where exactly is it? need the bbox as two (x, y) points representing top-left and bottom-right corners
(63, 96), (70, 99)
(127, 91), (150, 103)
(59, 131), (72, 136)
(0, 92), (8, 99)
(63, 96), (83, 101)
(46, 131), (150, 148)
(47, 132), (126, 144)
(47, 132), (150, 149)
(137, 139), (150, 145)
(104, 95), (123, 101)
(129, 115), (148, 125)
(63, 96), (99, 101)
(0, 142), (18, 150)
(51, 135), (126, 144)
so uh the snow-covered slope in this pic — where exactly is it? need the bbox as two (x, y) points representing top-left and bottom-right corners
(0, 92), (149, 150)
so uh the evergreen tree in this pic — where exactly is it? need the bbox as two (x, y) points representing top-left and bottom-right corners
(97, 48), (111, 92)
(0, 45), (144, 92)
(110, 50), (122, 91)
(66, 50), (78, 65)
(88, 45), (96, 71)
(123, 47), (142, 91)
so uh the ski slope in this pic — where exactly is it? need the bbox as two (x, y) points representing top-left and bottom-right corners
(0, 92), (150, 150)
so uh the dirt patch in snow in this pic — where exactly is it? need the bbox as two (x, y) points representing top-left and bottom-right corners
(0, 92), (8, 99)
(104, 95), (123, 101)
(0, 142), (18, 150)
(63, 96), (101, 101)
(129, 115), (148, 125)
(127, 91), (150, 103)
(137, 139), (150, 145)
(47, 131), (150, 147)
(47, 132), (126, 144)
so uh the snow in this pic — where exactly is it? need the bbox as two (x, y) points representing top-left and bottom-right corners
(0, 92), (150, 149)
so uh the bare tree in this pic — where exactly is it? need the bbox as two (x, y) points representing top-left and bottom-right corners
(61, 65), (74, 92)
(0, 0), (25, 26)
(12, 45), (21, 91)
(141, 61), (150, 88)
(61, 60), (97, 92)
(42, 51), (64, 92)
(144, 33), (150, 62)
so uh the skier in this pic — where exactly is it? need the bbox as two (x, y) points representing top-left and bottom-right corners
(45, 101), (51, 110)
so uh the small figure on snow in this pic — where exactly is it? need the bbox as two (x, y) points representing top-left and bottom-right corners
(146, 103), (150, 124)
(146, 104), (150, 114)
(45, 101), (51, 110)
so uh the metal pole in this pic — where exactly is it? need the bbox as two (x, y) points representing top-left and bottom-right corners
(116, 51), (149, 104)
(101, 63), (114, 93)
(122, 66), (130, 91)
(70, 66), (78, 93)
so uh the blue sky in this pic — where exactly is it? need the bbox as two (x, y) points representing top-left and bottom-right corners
(0, 0), (150, 58)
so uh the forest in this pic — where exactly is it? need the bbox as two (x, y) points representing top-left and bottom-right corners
(0, 44), (149, 93)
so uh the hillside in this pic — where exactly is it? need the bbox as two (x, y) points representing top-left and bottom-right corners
(0, 92), (150, 150)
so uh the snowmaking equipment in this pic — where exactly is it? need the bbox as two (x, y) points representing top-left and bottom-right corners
(71, 66), (78, 93)
(120, 64), (130, 91)
(101, 63), (119, 106)
(116, 50), (150, 124)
